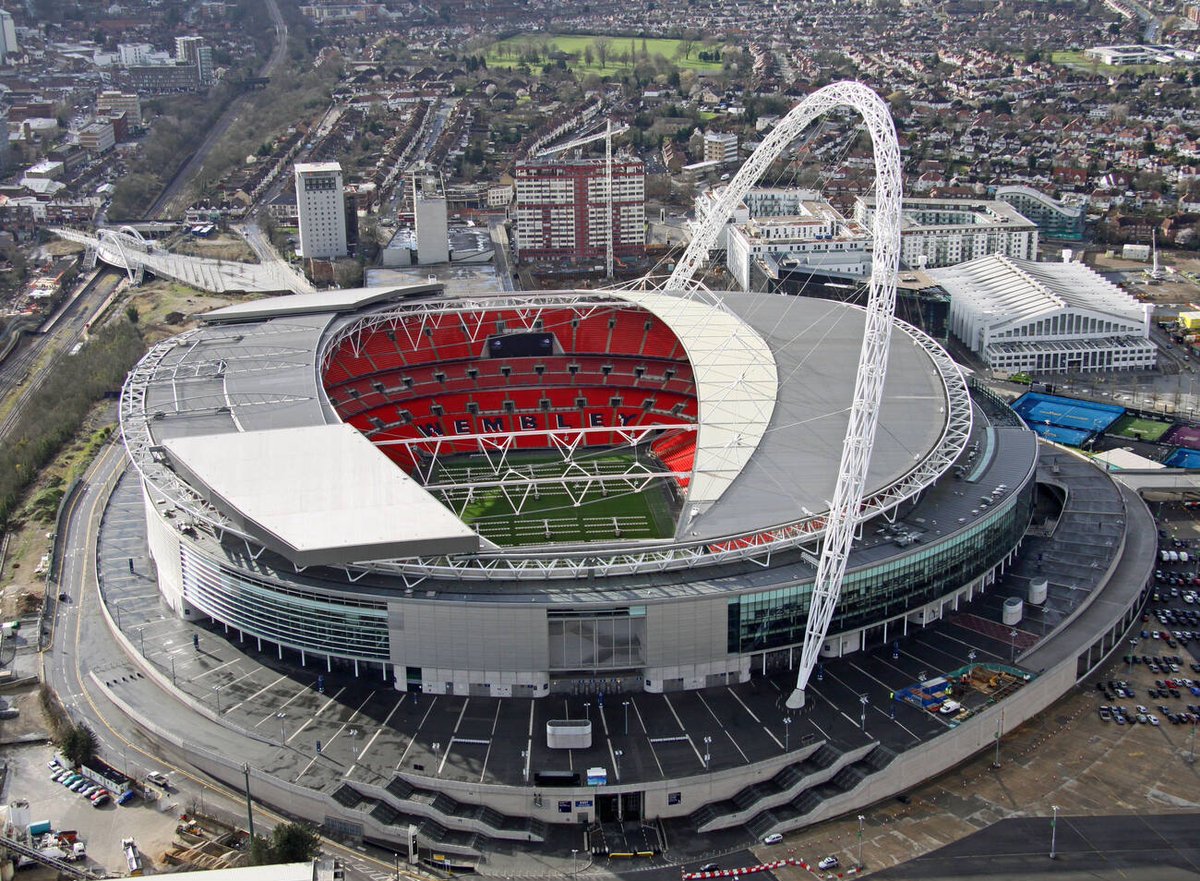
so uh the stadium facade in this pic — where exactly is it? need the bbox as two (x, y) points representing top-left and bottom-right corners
(122, 280), (1037, 701)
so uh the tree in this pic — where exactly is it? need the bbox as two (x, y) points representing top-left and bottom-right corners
(594, 38), (611, 69)
(60, 722), (98, 766)
(250, 822), (322, 864)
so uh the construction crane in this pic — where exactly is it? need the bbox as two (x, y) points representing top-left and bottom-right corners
(536, 121), (630, 279)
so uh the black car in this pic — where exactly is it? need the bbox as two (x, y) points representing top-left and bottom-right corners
(700, 865), (720, 873)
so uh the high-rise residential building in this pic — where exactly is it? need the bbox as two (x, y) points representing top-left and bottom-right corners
(995, 185), (1085, 241)
(513, 157), (645, 263)
(413, 173), (449, 265)
(0, 10), (17, 60)
(703, 131), (739, 164)
(295, 162), (348, 260)
(175, 36), (214, 85)
(854, 196), (1039, 268)
(118, 42), (156, 66)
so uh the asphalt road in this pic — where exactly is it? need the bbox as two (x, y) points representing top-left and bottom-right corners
(872, 813), (1200, 879)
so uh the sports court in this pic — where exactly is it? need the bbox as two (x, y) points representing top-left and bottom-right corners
(1164, 447), (1200, 469)
(1162, 422), (1200, 451)
(1109, 413), (1172, 443)
(1012, 392), (1125, 446)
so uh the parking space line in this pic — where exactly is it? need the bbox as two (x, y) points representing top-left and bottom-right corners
(685, 733), (706, 767)
(848, 660), (904, 693)
(285, 686), (346, 744)
(921, 628), (1000, 658)
(395, 697), (437, 771)
(697, 692), (749, 762)
(252, 680), (314, 728)
(726, 687), (762, 723)
(452, 699), (469, 734)
(608, 739), (622, 781)
(478, 701), (503, 783)
(347, 694), (405, 777)
(661, 693), (686, 731)
(191, 658), (240, 680)
(528, 701), (535, 737)
(213, 667), (261, 695)
(631, 700), (665, 776)
(224, 673), (289, 715)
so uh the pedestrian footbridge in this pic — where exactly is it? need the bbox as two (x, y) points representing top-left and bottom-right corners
(52, 227), (308, 294)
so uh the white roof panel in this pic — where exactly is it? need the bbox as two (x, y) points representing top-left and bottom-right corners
(162, 424), (478, 566)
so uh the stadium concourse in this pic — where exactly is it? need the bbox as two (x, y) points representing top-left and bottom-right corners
(83, 278), (1158, 863)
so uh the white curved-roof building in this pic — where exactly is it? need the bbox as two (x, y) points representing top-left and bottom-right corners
(937, 254), (1155, 374)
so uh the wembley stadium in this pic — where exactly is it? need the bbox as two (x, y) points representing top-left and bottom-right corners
(106, 84), (1155, 847)
(120, 281), (1032, 699)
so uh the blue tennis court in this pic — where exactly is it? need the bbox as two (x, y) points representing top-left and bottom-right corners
(1030, 423), (1093, 446)
(1165, 448), (1200, 469)
(1011, 392), (1125, 434)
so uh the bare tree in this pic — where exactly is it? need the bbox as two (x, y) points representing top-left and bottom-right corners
(594, 37), (611, 69)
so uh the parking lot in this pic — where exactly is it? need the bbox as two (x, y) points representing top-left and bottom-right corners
(4, 742), (181, 875)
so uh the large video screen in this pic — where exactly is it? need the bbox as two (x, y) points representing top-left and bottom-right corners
(486, 332), (556, 358)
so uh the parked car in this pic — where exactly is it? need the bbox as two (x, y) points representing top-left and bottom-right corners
(90, 793), (110, 808)
(818, 856), (840, 870)
(763, 833), (783, 845)
(699, 864), (720, 873)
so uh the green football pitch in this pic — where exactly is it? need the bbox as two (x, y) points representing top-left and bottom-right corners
(1110, 414), (1171, 442)
(430, 452), (679, 546)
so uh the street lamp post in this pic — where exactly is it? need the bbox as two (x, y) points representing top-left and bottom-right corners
(857, 814), (865, 869)
(1128, 638), (1139, 675)
(349, 728), (359, 759)
(860, 694), (869, 736)
(213, 685), (222, 714)
(1010, 628), (1018, 663)
(584, 702), (590, 722)
(783, 716), (792, 752)
(277, 712), (286, 742)
(623, 700), (630, 736)
(572, 849), (578, 880)
(703, 735), (712, 770)
(521, 749), (529, 782)
(614, 749), (623, 778)
(1049, 805), (1060, 859)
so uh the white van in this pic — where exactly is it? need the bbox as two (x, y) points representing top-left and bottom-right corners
(1182, 551), (1190, 564)
(1171, 551), (1181, 563)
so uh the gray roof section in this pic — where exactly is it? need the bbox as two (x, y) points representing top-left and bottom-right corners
(201, 284), (442, 324)
(688, 293), (947, 539)
(162, 424), (479, 566)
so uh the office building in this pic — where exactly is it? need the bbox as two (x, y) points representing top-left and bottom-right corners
(295, 162), (347, 260)
(78, 120), (115, 154)
(514, 157), (645, 263)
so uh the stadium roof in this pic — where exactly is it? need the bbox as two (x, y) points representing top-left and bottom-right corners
(162, 424), (479, 566)
(201, 284), (442, 324)
(124, 287), (963, 570)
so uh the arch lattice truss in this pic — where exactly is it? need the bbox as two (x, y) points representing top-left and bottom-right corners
(668, 82), (903, 711)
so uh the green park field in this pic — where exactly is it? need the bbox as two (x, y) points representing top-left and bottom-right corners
(431, 451), (678, 546)
(1109, 414), (1172, 442)
(484, 33), (725, 76)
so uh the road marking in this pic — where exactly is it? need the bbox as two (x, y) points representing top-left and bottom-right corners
(223, 673), (288, 715)
(251, 677), (326, 727)
(285, 686), (346, 744)
(726, 687), (763, 723)
(478, 700), (504, 783)
(191, 658), (240, 681)
(348, 694), (406, 776)
(452, 698), (469, 734)
(661, 693), (686, 731)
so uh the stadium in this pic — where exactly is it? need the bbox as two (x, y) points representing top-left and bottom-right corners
(109, 85), (1153, 848)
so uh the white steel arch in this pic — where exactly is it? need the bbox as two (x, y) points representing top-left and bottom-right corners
(669, 81), (903, 711)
